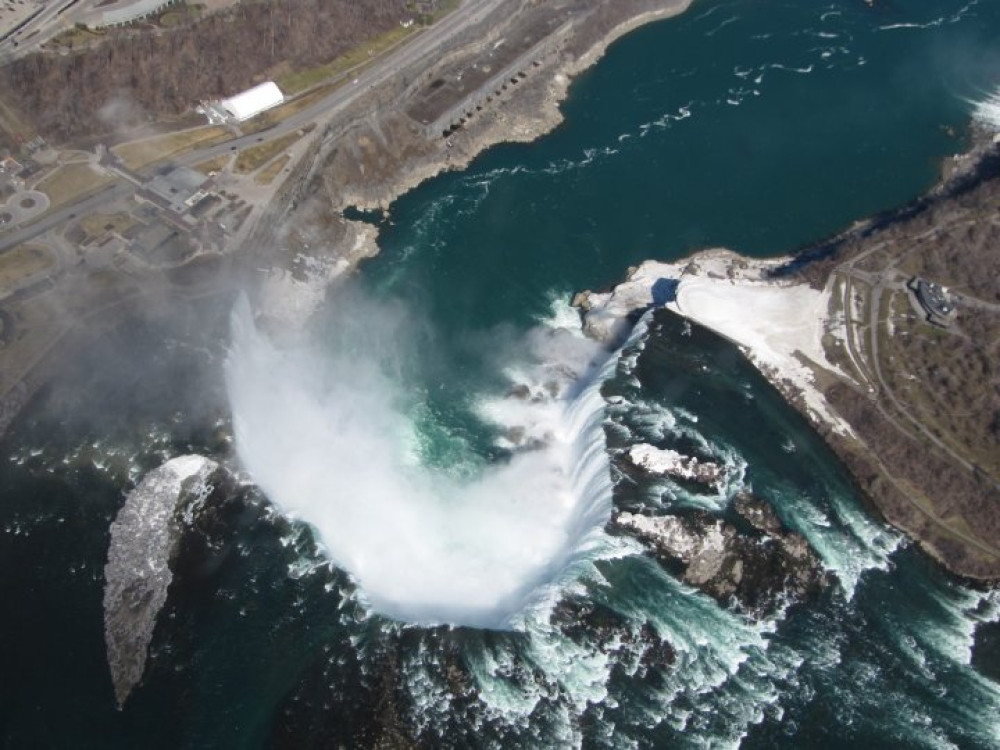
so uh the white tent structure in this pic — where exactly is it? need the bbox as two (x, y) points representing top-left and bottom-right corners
(87, 0), (175, 28)
(219, 82), (285, 122)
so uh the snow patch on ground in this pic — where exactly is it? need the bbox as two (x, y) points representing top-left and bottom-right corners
(582, 249), (855, 437)
(257, 222), (379, 330)
(626, 443), (723, 489)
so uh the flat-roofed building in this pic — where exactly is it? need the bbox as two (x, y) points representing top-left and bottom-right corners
(0, 156), (22, 175)
(909, 277), (957, 326)
(139, 166), (209, 216)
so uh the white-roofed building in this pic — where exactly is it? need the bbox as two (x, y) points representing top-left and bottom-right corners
(84, 0), (177, 28)
(217, 82), (285, 123)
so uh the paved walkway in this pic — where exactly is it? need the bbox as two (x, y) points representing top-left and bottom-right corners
(0, 189), (49, 227)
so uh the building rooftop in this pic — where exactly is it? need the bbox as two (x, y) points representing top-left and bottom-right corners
(141, 166), (209, 215)
(912, 277), (957, 323)
(219, 82), (284, 123)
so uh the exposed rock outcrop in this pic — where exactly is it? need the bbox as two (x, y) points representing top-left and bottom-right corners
(612, 493), (829, 618)
(103, 455), (221, 708)
(622, 443), (723, 491)
(552, 597), (676, 682)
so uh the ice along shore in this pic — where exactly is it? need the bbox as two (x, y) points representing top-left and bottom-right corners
(575, 131), (1000, 581)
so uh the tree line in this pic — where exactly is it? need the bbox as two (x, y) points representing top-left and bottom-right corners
(2, 0), (409, 142)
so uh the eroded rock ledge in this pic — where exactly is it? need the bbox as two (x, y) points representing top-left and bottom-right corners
(612, 493), (830, 618)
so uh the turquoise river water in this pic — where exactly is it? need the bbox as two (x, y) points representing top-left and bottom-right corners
(2, 0), (1000, 747)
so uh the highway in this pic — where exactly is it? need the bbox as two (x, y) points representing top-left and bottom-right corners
(0, 182), (132, 253)
(0, 0), (82, 61)
(0, 0), (508, 247)
(176, 0), (507, 165)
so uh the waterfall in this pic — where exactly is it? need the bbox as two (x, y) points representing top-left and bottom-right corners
(224, 292), (630, 628)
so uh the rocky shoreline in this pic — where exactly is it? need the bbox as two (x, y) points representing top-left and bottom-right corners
(103, 455), (223, 708)
(245, 0), (697, 329)
(575, 133), (1000, 583)
(331, 0), (695, 214)
(253, 0), (1000, 587)
(613, 492), (830, 619)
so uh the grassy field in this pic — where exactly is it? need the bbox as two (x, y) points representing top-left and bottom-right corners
(194, 154), (231, 174)
(822, 276), (868, 386)
(155, 2), (205, 27)
(278, 24), (416, 95)
(80, 212), (137, 240)
(35, 163), (113, 208)
(253, 154), (291, 186)
(0, 298), (66, 396)
(241, 87), (334, 134)
(0, 93), (30, 145)
(234, 132), (302, 174)
(112, 126), (230, 171)
(46, 24), (106, 51)
(429, 0), (461, 22)
(0, 245), (56, 290)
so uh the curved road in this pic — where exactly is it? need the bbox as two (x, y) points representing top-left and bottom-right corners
(836, 240), (1000, 560)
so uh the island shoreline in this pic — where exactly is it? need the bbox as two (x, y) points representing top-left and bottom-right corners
(229, 0), (1000, 584)
(576, 130), (1000, 582)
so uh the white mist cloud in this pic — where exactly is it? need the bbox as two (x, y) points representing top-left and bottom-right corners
(973, 88), (1000, 131)
(224, 291), (615, 628)
(97, 91), (149, 135)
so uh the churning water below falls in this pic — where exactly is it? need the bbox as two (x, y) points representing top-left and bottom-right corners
(225, 292), (623, 628)
(2, 0), (1000, 747)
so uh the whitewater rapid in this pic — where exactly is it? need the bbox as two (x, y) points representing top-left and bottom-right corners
(225, 292), (622, 628)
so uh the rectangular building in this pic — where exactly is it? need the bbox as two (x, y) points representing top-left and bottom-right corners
(218, 82), (285, 123)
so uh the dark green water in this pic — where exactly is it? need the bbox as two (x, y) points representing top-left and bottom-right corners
(363, 0), (996, 326)
(2, 0), (1000, 747)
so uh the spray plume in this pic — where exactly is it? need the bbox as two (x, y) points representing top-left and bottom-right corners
(224, 291), (617, 628)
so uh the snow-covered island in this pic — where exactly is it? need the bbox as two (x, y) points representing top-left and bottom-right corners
(103, 455), (221, 709)
(575, 249), (855, 438)
(624, 443), (723, 491)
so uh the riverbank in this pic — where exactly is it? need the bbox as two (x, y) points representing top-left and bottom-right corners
(326, 0), (695, 213)
(255, 0), (695, 325)
(260, 0), (1000, 581)
(576, 133), (1000, 581)
(575, 250), (857, 437)
(0, 1), (700, 439)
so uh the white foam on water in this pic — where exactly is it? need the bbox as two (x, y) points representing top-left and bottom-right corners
(608, 561), (802, 747)
(765, 482), (904, 599)
(914, 584), (1000, 667)
(226, 292), (623, 628)
(445, 553), (805, 748)
(877, 0), (980, 33)
(535, 290), (587, 335)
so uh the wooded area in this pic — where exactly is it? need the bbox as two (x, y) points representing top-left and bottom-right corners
(2, 0), (409, 142)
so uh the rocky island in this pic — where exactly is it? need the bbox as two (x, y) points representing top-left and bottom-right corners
(622, 443), (724, 492)
(613, 491), (829, 619)
(103, 455), (221, 707)
(577, 132), (1000, 581)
